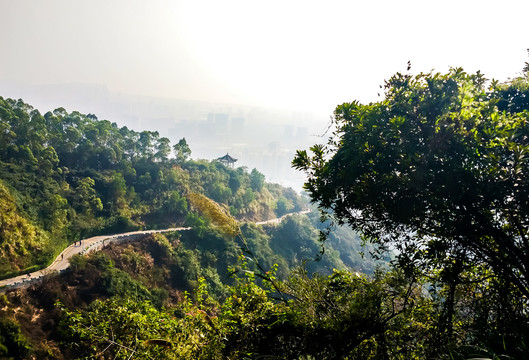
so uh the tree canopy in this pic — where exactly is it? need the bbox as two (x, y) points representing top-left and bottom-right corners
(294, 68), (529, 297)
(0, 96), (309, 278)
(4, 66), (529, 359)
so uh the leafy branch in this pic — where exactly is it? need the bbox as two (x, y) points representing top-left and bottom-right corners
(187, 193), (288, 302)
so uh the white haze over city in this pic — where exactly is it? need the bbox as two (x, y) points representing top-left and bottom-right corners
(1, 0), (528, 190)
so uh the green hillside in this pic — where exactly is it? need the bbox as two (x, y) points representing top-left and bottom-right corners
(0, 97), (379, 359)
(2, 64), (529, 360)
(0, 97), (345, 278)
(0, 180), (52, 275)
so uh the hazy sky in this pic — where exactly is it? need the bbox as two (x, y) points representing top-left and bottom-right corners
(1, 0), (528, 117)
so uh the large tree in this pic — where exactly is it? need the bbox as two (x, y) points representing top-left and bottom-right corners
(294, 68), (529, 297)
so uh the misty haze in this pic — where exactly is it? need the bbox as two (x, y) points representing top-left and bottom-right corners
(0, 80), (324, 191)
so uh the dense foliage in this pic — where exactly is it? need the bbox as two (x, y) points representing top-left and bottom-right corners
(58, 267), (431, 359)
(0, 97), (308, 277)
(4, 65), (529, 359)
(0, 97), (380, 359)
(294, 68), (529, 356)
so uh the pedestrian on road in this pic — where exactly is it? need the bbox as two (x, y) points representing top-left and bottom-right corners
(61, 254), (64, 260)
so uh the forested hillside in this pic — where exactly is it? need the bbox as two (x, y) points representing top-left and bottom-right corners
(0, 97), (379, 359)
(2, 64), (529, 359)
(0, 97), (326, 278)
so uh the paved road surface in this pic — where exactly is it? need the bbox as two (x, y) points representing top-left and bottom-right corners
(0, 228), (190, 290)
(0, 209), (311, 291)
(255, 209), (311, 225)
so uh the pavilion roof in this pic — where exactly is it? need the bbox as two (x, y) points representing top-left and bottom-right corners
(217, 153), (237, 162)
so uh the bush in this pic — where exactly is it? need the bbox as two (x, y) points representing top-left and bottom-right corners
(0, 318), (30, 359)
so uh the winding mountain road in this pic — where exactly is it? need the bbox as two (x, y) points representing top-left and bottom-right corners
(0, 228), (191, 291)
(0, 209), (310, 291)
(256, 209), (311, 225)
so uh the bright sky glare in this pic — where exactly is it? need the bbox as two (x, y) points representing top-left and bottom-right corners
(0, 0), (528, 117)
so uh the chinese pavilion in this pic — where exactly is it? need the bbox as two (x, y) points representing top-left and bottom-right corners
(217, 153), (237, 168)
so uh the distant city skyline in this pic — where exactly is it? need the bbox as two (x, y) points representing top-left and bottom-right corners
(0, 80), (318, 190)
(1, 0), (528, 189)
